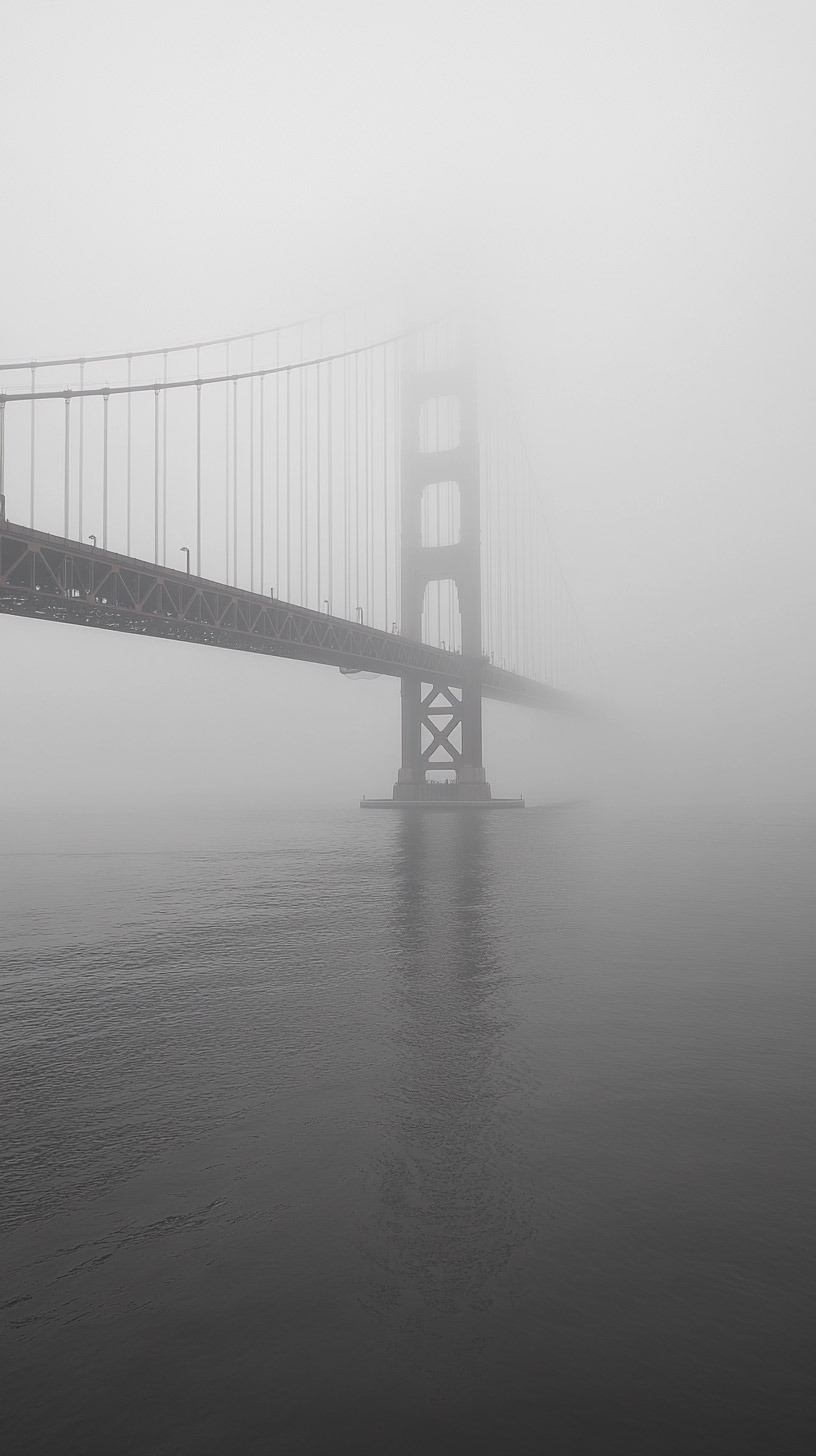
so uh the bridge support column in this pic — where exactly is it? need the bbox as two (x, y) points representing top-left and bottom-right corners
(390, 331), (493, 805)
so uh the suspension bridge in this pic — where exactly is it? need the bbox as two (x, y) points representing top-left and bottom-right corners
(0, 307), (594, 807)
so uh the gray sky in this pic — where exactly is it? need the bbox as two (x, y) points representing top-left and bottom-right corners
(2, 0), (814, 809)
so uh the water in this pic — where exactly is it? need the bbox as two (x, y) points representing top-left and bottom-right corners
(2, 803), (815, 1455)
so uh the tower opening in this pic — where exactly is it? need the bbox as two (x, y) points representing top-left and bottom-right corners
(421, 480), (461, 548)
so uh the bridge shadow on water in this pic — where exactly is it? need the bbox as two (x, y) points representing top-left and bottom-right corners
(351, 811), (543, 1450)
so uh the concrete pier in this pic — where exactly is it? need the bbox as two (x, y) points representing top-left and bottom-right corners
(361, 783), (524, 810)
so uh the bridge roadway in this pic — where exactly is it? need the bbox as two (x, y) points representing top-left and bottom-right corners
(0, 519), (576, 713)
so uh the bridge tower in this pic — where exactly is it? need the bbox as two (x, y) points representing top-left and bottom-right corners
(391, 333), (492, 804)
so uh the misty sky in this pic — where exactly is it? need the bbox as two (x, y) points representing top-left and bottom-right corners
(2, 0), (814, 810)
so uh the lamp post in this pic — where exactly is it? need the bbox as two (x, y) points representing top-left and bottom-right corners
(180, 546), (190, 575)
(356, 606), (364, 624)
(88, 534), (96, 548)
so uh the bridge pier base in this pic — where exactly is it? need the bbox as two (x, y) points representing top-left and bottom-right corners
(359, 673), (523, 809)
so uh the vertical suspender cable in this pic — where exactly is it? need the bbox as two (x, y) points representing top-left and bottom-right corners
(556, 579), (565, 687)
(508, 437), (515, 670)
(298, 369), (304, 601)
(492, 406), (498, 662)
(483, 406), (489, 658)
(382, 345), (388, 631)
(102, 391), (109, 548)
(394, 342), (400, 631)
(303, 367), (308, 606)
(63, 394), (71, 536)
(368, 348), (374, 623)
(249, 337), (255, 593)
(526, 478), (533, 678)
(449, 477), (454, 648)
(490, 404), (496, 662)
(513, 441), (520, 669)
(536, 521), (543, 682)
(544, 541), (550, 683)
(154, 387), (160, 563)
(126, 356), (132, 554)
(275, 338), (280, 597)
(488, 369), (495, 662)
(561, 591), (566, 690)
(196, 351), (202, 562)
(520, 468), (526, 676)
(316, 361), (322, 607)
(522, 473), (528, 676)
(422, 477), (428, 549)
(285, 370), (291, 600)
(530, 495), (537, 679)
(436, 443), (441, 644)
(553, 576), (558, 686)
(354, 353), (360, 616)
(29, 364), (36, 527)
(225, 343), (230, 584)
(363, 350), (370, 622)
(78, 362), (85, 543)
(513, 447), (518, 670)
(327, 360), (333, 611)
(372, 350), (377, 623)
(196, 382), (202, 575)
(532, 506), (540, 680)
(162, 351), (168, 565)
(533, 495), (539, 679)
(366, 349), (372, 621)
(519, 448), (525, 671)
(517, 466), (523, 675)
(300, 329), (305, 603)
(561, 581), (566, 689)
(498, 419), (505, 665)
(233, 378), (238, 586)
(305, 368), (310, 604)
(550, 546), (556, 685)
(489, 407), (498, 663)
(344, 354), (350, 618)
(259, 372), (265, 595)
(547, 547), (553, 687)
(535, 497), (541, 680)
(0, 400), (5, 523)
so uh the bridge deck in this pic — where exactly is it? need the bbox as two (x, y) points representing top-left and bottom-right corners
(0, 520), (576, 713)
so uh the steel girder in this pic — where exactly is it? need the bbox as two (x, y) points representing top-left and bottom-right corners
(0, 520), (581, 713)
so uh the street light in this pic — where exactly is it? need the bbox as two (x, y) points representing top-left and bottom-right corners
(356, 606), (364, 624)
(88, 534), (96, 547)
(180, 546), (190, 575)
(324, 599), (330, 614)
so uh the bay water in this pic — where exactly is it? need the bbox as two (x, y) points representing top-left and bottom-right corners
(2, 803), (814, 1453)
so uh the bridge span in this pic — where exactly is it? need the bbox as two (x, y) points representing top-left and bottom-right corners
(0, 310), (594, 804)
(0, 519), (575, 715)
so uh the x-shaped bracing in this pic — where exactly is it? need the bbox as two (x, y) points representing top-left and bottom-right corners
(420, 682), (463, 769)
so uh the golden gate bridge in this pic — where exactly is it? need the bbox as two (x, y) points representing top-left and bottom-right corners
(0, 306), (595, 806)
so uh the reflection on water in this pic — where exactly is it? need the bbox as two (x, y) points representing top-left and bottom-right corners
(2, 804), (815, 1454)
(360, 814), (532, 1334)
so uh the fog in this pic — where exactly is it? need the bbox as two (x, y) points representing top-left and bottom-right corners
(3, 0), (815, 813)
